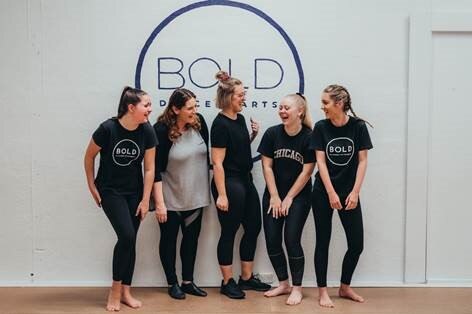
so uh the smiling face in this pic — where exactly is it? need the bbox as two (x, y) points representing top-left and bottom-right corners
(321, 92), (343, 119)
(174, 97), (197, 125)
(130, 94), (152, 123)
(229, 84), (246, 113)
(278, 98), (302, 127)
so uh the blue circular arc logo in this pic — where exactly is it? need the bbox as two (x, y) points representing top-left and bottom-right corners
(134, 0), (305, 94)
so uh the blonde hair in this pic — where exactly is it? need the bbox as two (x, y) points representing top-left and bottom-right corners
(323, 84), (372, 128)
(215, 70), (242, 109)
(282, 93), (313, 129)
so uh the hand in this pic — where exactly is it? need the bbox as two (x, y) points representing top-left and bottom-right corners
(135, 200), (149, 221)
(345, 191), (359, 210)
(327, 191), (342, 210)
(155, 202), (167, 223)
(267, 195), (282, 218)
(250, 117), (259, 139)
(88, 183), (102, 207)
(216, 195), (229, 212)
(280, 196), (293, 216)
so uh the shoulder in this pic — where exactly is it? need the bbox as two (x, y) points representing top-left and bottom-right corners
(196, 113), (209, 129)
(142, 121), (154, 131)
(350, 116), (367, 129)
(267, 124), (282, 133)
(101, 117), (117, 129)
(262, 124), (279, 139)
(300, 125), (313, 137)
(236, 113), (246, 123)
(314, 119), (329, 128)
(153, 121), (169, 134)
(196, 112), (206, 123)
(211, 114), (226, 127)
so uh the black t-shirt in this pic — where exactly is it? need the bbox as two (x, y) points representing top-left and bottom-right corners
(309, 117), (373, 196)
(257, 124), (315, 199)
(210, 113), (253, 177)
(92, 118), (158, 195)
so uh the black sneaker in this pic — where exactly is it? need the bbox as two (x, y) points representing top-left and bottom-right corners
(168, 283), (185, 300)
(220, 278), (245, 299)
(181, 282), (208, 297)
(238, 274), (271, 291)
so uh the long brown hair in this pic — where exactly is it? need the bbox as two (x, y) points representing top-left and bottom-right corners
(323, 84), (373, 128)
(157, 88), (201, 141)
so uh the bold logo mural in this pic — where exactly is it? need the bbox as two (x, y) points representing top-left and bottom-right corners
(135, 0), (305, 111)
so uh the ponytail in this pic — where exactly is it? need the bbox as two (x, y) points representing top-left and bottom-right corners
(117, 86), (147, 118)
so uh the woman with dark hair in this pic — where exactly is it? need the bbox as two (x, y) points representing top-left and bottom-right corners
(211, 71), (270, 299)
(152, 88), (210, 299)
(310, 85), (373, 308)
(258, 93), (315, 305)
(84, 86), (156, 311)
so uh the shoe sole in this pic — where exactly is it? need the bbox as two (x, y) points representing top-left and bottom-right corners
(238, 285), (271, 292)
(220, 291), (245, 299)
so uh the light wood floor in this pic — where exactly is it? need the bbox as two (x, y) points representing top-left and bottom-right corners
(0, 287), (471, 314)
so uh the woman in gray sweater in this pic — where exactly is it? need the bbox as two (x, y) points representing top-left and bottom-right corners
(152, 88), (210, 299)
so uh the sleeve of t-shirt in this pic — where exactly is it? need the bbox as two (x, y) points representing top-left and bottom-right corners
(309, 122), (325, 151)
(357, 121), (373, 151)
(143, 122), (158, 149)
(303, 132), (316, 163)
(92, 122), (109, 149)
(257, 127), (274, 158)
(211, 118), (229, 148)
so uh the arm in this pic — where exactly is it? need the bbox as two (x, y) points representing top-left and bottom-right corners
(249, 117), (259, 143)
(261, 156), (282, 218)
(345, 150), (368, 210)
(212, 147), (229, 211)
(136, 147), (155, 220)
(280, 162), (315, 216)
(152, 180), (167, 223)
(316, 150), (342, 210)
(84, 139), (102, 207)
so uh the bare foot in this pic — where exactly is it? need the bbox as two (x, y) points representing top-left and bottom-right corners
(286, 286), (303, 305)
(106, 282), (121, 312)
(318, 287), (334, 308)
(339, 284), (364, 303)
(121, 285), (142, 309)
(264, 281), (291, 297)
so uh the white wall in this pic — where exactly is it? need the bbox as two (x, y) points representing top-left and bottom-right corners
(0, 0), (471, 287)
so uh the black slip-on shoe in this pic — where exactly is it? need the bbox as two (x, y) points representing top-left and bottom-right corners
(181, 282), (208, 297)
(220, 278), (245, 299)
(168, 283), (185, 300)
(238, 274), (271, 291)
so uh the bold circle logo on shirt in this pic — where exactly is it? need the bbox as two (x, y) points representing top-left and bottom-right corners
(112, 139), (140, 167)
(326, 137), (355, 166)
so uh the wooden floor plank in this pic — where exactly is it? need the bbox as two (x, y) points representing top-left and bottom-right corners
(0, 287), (471, 314)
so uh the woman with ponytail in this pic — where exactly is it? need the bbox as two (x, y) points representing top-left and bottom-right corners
(257, 93), (315, 305)
(211, 71), (270, 299)
(152, 88), (210, 299)
(84, 86), (157, 311)
(310, 85), (373, 308)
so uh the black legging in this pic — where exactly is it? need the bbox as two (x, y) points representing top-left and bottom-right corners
(158, 208), (203, 285)
(263, 192), (310, 286)
(100, 190), (141, 285)
(211, 176), (262, 266)
(312, 189), (364, 287)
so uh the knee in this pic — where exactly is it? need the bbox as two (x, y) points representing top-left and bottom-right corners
(118, 231), (136, 248)
(348, 241), (363, 256)
(266, 239), (283, 255)
(285, 238), (302, 256)
(220, 227), (238, 242)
